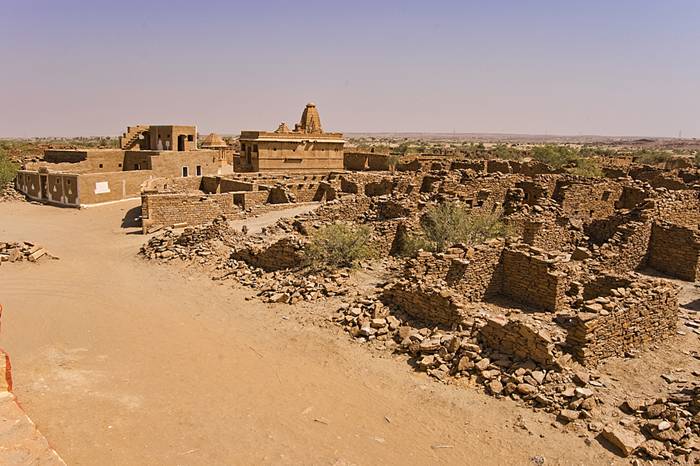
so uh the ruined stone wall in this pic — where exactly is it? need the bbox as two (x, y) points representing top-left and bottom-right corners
(656, 190), (700, 227)
(404, 242), (505, 302)
(566, 280), (679, 366)
(615, 185), (650, 210)
(648, 222), (700, 281)
(592, 219), (652, 273)
(553, 179), (623, 220)
(445, 174), (520, 212)
(230, 237), (305, 271)
(451, 160), (486, 172)
(344, 152), (369, 171)
(233, 190), (270, 209)
(479, 315), (557, 366)
(629, 167), (688, 190)
(518, 215), (583, 252)
(382, 281), (469, 325)
(141, 192), (240, 230)
(501, 247), (570, 311)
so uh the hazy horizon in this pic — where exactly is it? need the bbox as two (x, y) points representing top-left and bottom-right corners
(1, 0), (699, 138)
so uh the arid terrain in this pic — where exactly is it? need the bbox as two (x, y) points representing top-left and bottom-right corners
(0, 199), (636, 465)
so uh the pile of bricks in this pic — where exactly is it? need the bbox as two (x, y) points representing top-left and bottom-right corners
(140, 216), (236, 261)
(0, 241), (53, 264)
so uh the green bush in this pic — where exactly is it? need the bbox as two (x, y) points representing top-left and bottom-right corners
(419, 202), (510, 252)
(0, 152), (18, 186)
(633, 149), (673, 165)
(491, 143), (520, 160)
(530, 145), (577, 168)
(694, 151), (700, 167)
(568, 157), (603, 178)
(305, 223), (376, 269)
(395, 233), (434, 257)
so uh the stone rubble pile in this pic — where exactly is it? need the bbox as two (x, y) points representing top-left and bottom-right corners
(0, 241), (53, 264)
(334, 296), (606, 427)
(607, 381), (700, 459)
(0, 184), (24, 202)
(140, 216), (235, 261)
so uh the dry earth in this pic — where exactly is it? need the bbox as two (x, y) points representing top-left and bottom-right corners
(0, 200), (634, 465)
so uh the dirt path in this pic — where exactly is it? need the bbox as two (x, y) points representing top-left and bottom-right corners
(0, 200), (621, 465)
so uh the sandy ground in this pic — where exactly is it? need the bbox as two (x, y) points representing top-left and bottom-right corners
(0, 200), (624, 465)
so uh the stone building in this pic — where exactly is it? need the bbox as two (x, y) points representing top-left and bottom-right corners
(238, 103), (345, 173)
(120, 125), (198, 151)
(16, 125), (233, 207)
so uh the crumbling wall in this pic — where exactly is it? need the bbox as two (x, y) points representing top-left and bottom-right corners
(656, 190), (700, 227)
(382, 281), (469, 325)
(615, 185), (650, 210)
(404, 242), (505, 302)
(230, 237), (305, 271)
(648, 222), (700, 281)
(501, 247), (571, 311)
(566, 279), (679, 366)
(593, 219), (652, 273)
(479, 315), (557, 366)
(344, 152), (369, 171)
(553, 179), (622, 220)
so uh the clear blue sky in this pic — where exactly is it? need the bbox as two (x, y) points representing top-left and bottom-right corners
(1, 0), (698, 137)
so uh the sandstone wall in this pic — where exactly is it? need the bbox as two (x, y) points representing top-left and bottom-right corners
(501, 247), (570, 311)
(230, 237), (305, 271)
(141, 192), (240, 230)
(382, 281), (469, 325)
(648, 222), (700, 281)
(566, 280), (679, 366)
(479, 315), (556, 366)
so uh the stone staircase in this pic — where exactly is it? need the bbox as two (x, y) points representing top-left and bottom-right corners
(119, 125), (149, 150)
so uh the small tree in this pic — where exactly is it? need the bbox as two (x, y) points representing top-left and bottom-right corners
(305, 223), (376, 269)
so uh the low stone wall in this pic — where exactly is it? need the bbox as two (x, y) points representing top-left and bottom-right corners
(479, 315), (557, 366)
(648, 222), (700, 281)
(381, 281), (470, 326)
(141, 192), (240, 231)
(566, 279), (679, 366)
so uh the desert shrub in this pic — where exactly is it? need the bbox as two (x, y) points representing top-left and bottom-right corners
(568, 157), (603, 178)
(395, 233), (434, 257)
(419, 202), (510, 252)
(694, 151), (700, 167)
(387, 154), (401, 170)
(633, 149), (673, 165)
(305, 223), (376, 269)
(491, 143), (520, 160)
(578, 146), (617, 158)
(0, 152), (18, 186)
(530, 145), (577, 168)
